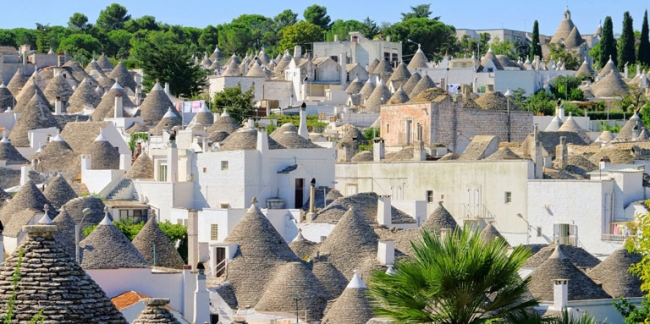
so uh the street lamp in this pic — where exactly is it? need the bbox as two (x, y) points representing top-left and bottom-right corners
(291, 294), (300, 323)
(504, 88), (513, 142)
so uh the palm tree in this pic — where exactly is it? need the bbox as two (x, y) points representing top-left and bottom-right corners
(368, 226), (538, 323)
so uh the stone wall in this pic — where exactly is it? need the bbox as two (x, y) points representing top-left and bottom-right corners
(380, 100), (533, 153)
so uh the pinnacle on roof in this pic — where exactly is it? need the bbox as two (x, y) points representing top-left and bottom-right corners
(347, 269), (367, 289)
(37, 204), (54, 224)
(94, 128), (108, 142)
(80, 207), (150, 269)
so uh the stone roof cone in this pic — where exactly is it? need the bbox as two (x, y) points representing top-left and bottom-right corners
(97, 53), (115, 71)
(125, 152), (154, 179)
(409, 72), (436, 98)
(13, 76), (50, 114)
(312, 261), (348, 297)
(207, 110), (240, 134)
(359, 77), (377, 100)
(139, 82), (180, 125)
(80, 208), (150, 269)
(132, 298), (180, 324)
(210, 45), (223, 62)
(402, 71), (422, 95)
(321, 270), (373, 324)
(62, 60), (93, 85)
(0, 132), (29, 165)
(85, 58), (106, 77)
(223, 200), (300, 307)
(528, 245), (610, 300)
(6, 68), (28, 97)
(43, 173), (78, 209)
(576, 59), (595, 78)
(0, 179), (53, 225)
(479, 223), (508, 244)
(150, 108), (182, 136)
(0, 218), (127, 322)
(408, 45), (429, 70)
(89, 129), (120, 169)
(551, 6), (577, 44)
(52, 207), (78, 258)
(91, 82), (135, 121)
(388, 61), (411, 88)
(598, 56), (620, 78)
(587, 247), (643, 297)
(318, 207), (379, 279)
(372, 59), (394, 81)
(132, 215), (185, 269)
(345, 76), (363, 94)
(365, 79), (391, 112)
(108, 61), (137, 92)
(422, 201), (458, 234)
(67, 77), (102, 113)
(388, 86), (409, 104)
(368, 59), (380, 74)
(0, 81), (15, 112)
(43, 71), (74, 105)
(8, 93), (59, 147)
(255, 261), (332, 321)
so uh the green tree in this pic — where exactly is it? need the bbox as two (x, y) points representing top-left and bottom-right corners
(368, 226), (537, 323)
(304, 5), (331, 30)
(35, 23), (51, 53)
(106, 29), (132, 59)
(0, 30), (15, 47)
(491, 36), (516, 60)
(618, 11), (636, 70)
(530, 20), (542, 60)
(401, 4), (439, 21)
(124, 15), (159, 33)
(198, 25), (219, 53)
(230, 14), (274, 50)
(96, 3), (131, 31)
(13, 28), (37, 48)
(525, 90), (557, 115)
(547, 43), (581, 70)
(278, 21), (324, 52)
(360, 17), (379, 39)
(625, 203), (650, 293)
(550, 75), (584, 101)
(212, 84), (255, 123)
(217, 23), (254, 55)
(385, 17), (456, 59)
(68, 13), (91, 32)
(58, 34), (102, 62)
(640, 11), (650, 66)
(273, 9), (298, 31)
(133, 38), (208, 98)
(616, 297), (650, 323)
(327, 19), (364, 41)
(599, 16), (617, 68)
(589, 42), (602, 68)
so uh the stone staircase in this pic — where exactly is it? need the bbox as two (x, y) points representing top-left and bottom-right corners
(105, 178), (137, 200)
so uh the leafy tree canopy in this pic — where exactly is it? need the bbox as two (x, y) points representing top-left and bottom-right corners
(279, 21), (324, 52)
(212, 84), (255, 123)
(304, 4), (331, 30)
(401, 4), (439, 21)
(96, 3), (131, 31)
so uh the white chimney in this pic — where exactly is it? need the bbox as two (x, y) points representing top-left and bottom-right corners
(553, 279), (569, 310)
(54, 97), (62, 115)
(80, 154), (91, 172)
(119, 154), (131, 172)
(294, 45), (302, 59)
(599, 158), (611, 170)
(193, 268), (210, 324)
(20, 165), (31, 186)
(558, 136), (567, 170)
(333, 34), (339, 42)
(167, 145), (178, 182)
(298, 105), (308, 139)
(164, 82), (170, 95)
(256, 129), (269, 153)
(187, 210), (199, 269)
(377, 240), (395, 265)
(377, 195), (391, 226)
(533, 141), (543, 179)
(182, 266), (195, 320)
(114, 94), (123, 118)
(373, 138), (385, 162)
(339, 53), (346, 85)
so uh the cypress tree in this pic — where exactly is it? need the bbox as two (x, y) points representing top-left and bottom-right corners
(599, 16), (617, 69)
(618, 11), (636, 70)
(529, 20), (542, 61)
(639, 10), (650, 66)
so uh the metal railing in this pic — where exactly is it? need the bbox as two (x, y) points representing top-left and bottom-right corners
(206, 258), (228, 278)
(462, 204), (496, 221)
(601, 234), (632, 242)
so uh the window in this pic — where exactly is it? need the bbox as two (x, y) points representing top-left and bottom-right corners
(487, 68), (494, 73)
(211, 224), (219, 240)
(386, 123), (390, 134)
(536, 227), (542, 237)
(202, 167), (207, 173)
(159, 164), (167, 182)
(504, 192), (512, 203)
(426, 190), (434, 203)
(119, 209), (148, 224)
(221, 161), (228, 170)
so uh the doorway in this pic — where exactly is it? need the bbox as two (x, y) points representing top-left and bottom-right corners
(295, 178), (304, 208)
(215, 247), (226, 277)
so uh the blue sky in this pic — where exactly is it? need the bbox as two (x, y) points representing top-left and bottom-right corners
(0, 0), (647, 36)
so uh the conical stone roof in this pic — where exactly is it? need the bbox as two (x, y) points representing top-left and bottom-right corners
(62, 60), (93, 85)
(0, 179), (53, 225)
(257, 48), (271, 65)
(44, 174), (78, 209)
(367, 59), (380, 75)
(6, 69), (28, 97)
(274, 50), (292, 78)
(422, 201), (458, 234)
(207, 111), (240, 134)
(345, 77), (363, 94)
(13, 76), (49, 114)
(321, 271), (373, 324)
(576, 59), (595, 78)
(126, 152), (154, 179)
(139, 82), (180, 125)
(97, 54), (114, 71)
(312, 261), (348, 297)
(8, 93), (59, 147)
(85, 59), (106, 76)
(0, 82), (15, 112)
(564, 26), (583, 48)
(372, 59), (393, 81)
(150, 108), (182, 136)
(409, 73), (436, 98)
(67, 78), (102, 113)
(126, 122), (150, 134)
(592, 71), (629, 98)
(189, 105), (214, 130)
(480, 48), (503, 71)
(387, 86), (409, 104)
(524, 244), (601, 269)
(80, 212), (150, 269)
(359, 78), (376, 100)
(616, 112), (648, 141)
(97, 75), (116, 90)
(223, 202), (300, 308)
(484, 147), (521, 161)
(132, 216), (185, 269)
(365, 79), (391, 112)
(402, 71), (422, 95)
(388, 61), (411, 86)
(108, 61), (137, 92)
(43, 71), (74, 105)
(551, 8), (576, 44)
(587, 247), (643, 297)
(255, 261), (332, 321)
(318, 207), (379, 279)
(528, 245), (610, 301)
(0, 134), (29, 165)
(89, 132), (120, 170)
(91, 83), (135, 121)
(545, 115), (564, 131)
(52, 207), (78, 258)
(132, 298), (180, 324)
(408, 46), (429, 70)
(61, 196), (108, 230)
(222, 60), (240, 76)
(31, 134), (79, 180)
(209, 46), (223, 62)
(0, 221), (127, 322)
(479, 223), (508, 244)
(289, 231), (317, 259)
(598, 57), (619, 78)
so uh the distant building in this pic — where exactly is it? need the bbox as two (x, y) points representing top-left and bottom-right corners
(313, 32), (402, 69)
